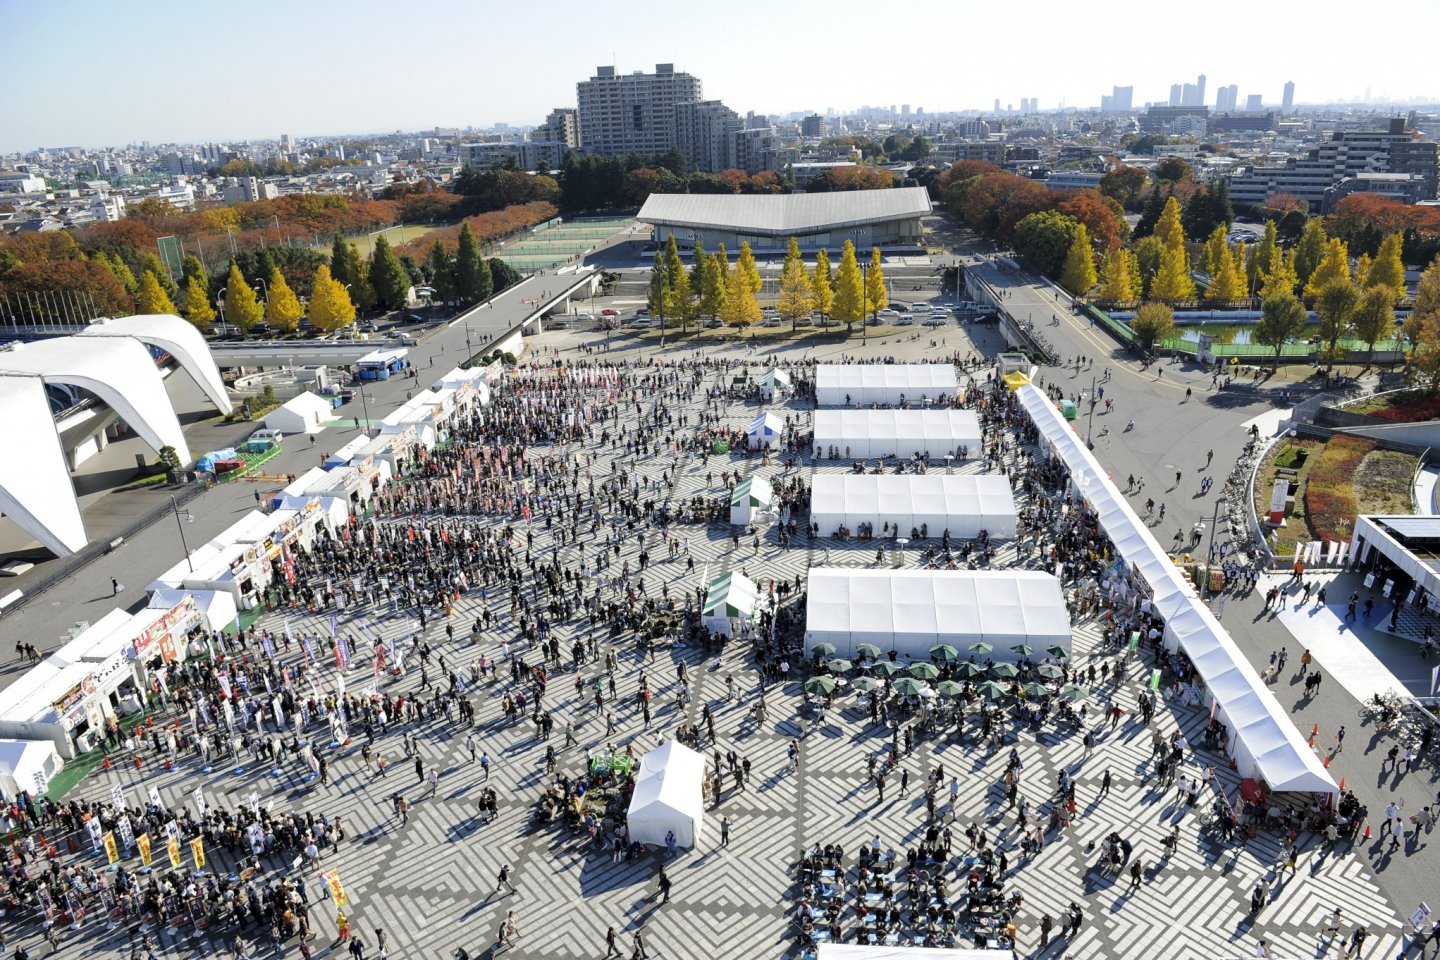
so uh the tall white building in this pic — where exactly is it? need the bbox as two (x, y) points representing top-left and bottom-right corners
(576, 63), (703, 157)
(674, 100), (742, 173)
(539, 108), (580, 150)
(1216, 84), (1239, 113)
(1282, 81), (1295, 113)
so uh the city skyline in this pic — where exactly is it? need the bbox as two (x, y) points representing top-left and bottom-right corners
(3, 0), (1440, 153)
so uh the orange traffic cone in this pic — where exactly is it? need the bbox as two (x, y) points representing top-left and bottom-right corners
(1322, 754), (1332, 768)
(1363, 823), (1371, 840)
(103, 756), (111, 770)
(1339, 778), (1347, 791)
(1311, 723), (1319, 738)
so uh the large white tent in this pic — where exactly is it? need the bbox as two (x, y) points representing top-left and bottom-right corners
(816, 364), (958, 407)
(264, 392), (337, 436)
(702, 571), (759, 636)
(813, 410), (981, 460)
(747, 412), (784, 450)
(810, 475), (1016, 539)
(1014, 383), (1336, 797)
(627, 741), (706, 848)
(759, 368), (792, 401)
(805, 570), (1070, 660)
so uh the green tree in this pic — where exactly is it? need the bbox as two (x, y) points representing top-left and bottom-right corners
(717, 260), (761, 329)
(665, 257), (695, 333)
(425, 240), (455, 305)
(1303, 238), (1351, 299)
(1412, 258), (1440, 326)
(1365, 232), (1406, 303)
(865, 248), (888, 313)
(831, 240), (866, 332)
(647, 259), (670, 323)
(223, 263), (265, 332)
(1248, 220), (1279, 290)
(307, 264), (355, 332)
(736, 241), (762, 296)
(1314, 279), (1358, 371)
(1133, 235), (1164, 298)
(454, 223), (493, 305)
(811, 248), (834, 319)
(1259, 249), (1300, 300)
(368, 235), (411, 310)
(329, 235), (372, 311)
(100, 251), (138, 297)
(141, 253), (179, 303)
(1155, 195), (1186, 252)
(1406, 318), (1440, 394)
(181, 275), (215, 331)
(1254, 291), (1308, 369)
(264, 267), (304, 333)
(1150, 244), (1196, 303)
(181, 255), (208, 294)
(1096, 249), (1136, 303)
(689, 240), (709, 295)
(137, 269), (177, 315)
(1132, 188), (1166, 239)
(1205, 245), (1244, 302)
(1058, 224), (1097, 296)
(1012, 210), (1079, 278)
(1293, 218), (1328, 286)
(1351, 284), (1395, 367)
(1154, 156), (1193, 183)
(1130, 302), (1176, 353)
(776, 246), (815, 331)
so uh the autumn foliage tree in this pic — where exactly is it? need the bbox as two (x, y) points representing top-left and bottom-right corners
(307, 264), (355, 333)
(137, 269), (177, 315)
(1059, 225), (1097, 296)
(264, 267), (304, 333)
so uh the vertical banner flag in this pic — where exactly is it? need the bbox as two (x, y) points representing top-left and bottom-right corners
(137, 833), (152, 866)
(190, 837), (206, 869)
(103, 831), (119, 864)
(167, 837), (182, 869)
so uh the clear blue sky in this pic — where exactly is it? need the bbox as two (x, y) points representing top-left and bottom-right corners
(4, 0), (1438, 152)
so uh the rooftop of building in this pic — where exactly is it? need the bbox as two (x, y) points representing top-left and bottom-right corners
(636, 186), (932, 235)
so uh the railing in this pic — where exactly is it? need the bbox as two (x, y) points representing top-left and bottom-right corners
(1248, 427), (1292, 569)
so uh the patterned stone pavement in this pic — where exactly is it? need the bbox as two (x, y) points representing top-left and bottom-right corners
(23, 358), (1413, 960)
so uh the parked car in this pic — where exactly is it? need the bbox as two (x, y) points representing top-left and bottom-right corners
(876, 308), (901, 320)
(923, 316), (948, 327)
(599, 308), (619, 318)
(895, 315), (916, 325)
(910, 303), (934, 314)
(246, 428), (283, 452)
(762, 316), (785, 327)
(573, 313), (595, 324)
(704, 317), (725, 328)
(385, 331), (417, 345)
(627, 318), (659, 329)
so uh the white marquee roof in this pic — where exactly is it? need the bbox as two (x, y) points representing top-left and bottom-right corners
(637, 187), (931, 236)
(814, 409), (981, 458)
(810, 474), (1016, 539)
(627, 740), (706, 848)
(816, 364), (958, 406)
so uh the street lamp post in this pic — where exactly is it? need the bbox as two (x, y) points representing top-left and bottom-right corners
(170, 497), (194, 574)
(1085, 374), (1097, 445)
(861, 262), (870, 348)
(215, 287), (227, 330)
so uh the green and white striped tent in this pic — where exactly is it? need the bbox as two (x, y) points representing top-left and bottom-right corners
(729, 474), (773, 525)
(760, 368), (791, 400)
(702, 571), (759, 635)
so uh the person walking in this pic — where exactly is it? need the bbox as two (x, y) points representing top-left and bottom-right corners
(1344, 925), (1368, 958)
(720, 815), (731, 848)
(494, 864), (516, 897)
(630, 931), (648, 960)
(603, 927), (622, 959)
(1127, 858), (1143, 893)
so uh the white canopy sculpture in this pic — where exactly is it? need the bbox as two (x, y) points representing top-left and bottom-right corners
(627, 741), (706, 848)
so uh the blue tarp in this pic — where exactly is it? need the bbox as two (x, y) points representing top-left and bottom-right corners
(195, 448), (238, 473)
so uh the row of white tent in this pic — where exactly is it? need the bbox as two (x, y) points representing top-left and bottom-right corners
(810, 474), (1016, 539)
(805, 569), (1071, 660)
(816, 364), (958, 407)
(813, 410), (982, 460)
(1015, 383), (1337, 797)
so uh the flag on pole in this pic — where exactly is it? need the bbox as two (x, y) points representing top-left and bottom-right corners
(329, 613), (339, 639)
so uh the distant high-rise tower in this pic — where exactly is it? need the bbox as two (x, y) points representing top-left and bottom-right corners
(1245, 94), (1263, 112)
(994, 98), (1001, 113)
(901, 104), (911, 117)
(1282, 81), (1295, 113)
(576, 63), (703, 156)
(1112, 86), (1133, 111)
(1216, 85), (1239, 113)
(1181, 74), (1206, 107)
(1169, 84), (1183, 107)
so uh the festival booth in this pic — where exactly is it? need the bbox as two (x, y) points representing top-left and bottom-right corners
(729, 474), (774, 526)
(355, 348), (410, 381)
(804, 569), (1071, 660)
(626, 741), (706, 849)
(324, 436), (372, 471)
(274, 494), (349, 532)
(746, 412), (784, 450)
(815, 364), (958, 408)
(809, 475), (1016, 540)
(272, 467), (328, 507)
(701, 572), (759, 637)
(813, 410), (982, 460)
(264, 391), (336, 436)
(759, 368), (792, 401)
(295, 457), (391, 508)
(0, 738), (63, 800)
(149, 504), (329, 610)
(351, 431), (417, 476)
(432, 366), (492, 410)
(147, 585), (238, 634)
(1014, 383), (1338, 800)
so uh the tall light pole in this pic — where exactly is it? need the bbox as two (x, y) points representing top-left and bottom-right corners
(216, 287), (227, 331)
(170, 497), (194, 574)
(1085, 374), (1097, 445)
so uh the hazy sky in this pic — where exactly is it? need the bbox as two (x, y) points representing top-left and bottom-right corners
(4, 0), (1438, 153)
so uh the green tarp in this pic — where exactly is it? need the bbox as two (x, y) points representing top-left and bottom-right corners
(703, 571), (759, 619)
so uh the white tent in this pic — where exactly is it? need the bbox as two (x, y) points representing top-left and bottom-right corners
(730, 474), (774, 526)
(0, 739), (63, 799)
(813, 410), (981, 460)
(759, 368), (792, 401)
(815, 364), (958, 407)
(627, 741), (706, 848)
(702, 571), (759, 636)
(147, 586), (238, 632)
(1015, 383), (1337, 798)
(265, 392), (337, 436)
(809, 475), (1016, 539)
(747, 412), (784, 450)
(805, 569), (1070, 660)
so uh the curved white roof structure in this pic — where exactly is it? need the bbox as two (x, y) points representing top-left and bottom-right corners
(638, 187), (931, 237)
(0, 315), (230, 557)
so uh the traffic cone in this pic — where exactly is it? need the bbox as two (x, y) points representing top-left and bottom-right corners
(1363, 823), (1371, 840)
(1311, 723), (1319, 738)
(103, 756), (111, 770)
(1322, 754), (1331, 768)
(1339, 778), (1346, 791)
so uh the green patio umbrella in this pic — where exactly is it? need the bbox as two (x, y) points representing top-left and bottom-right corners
(869, 661), (903, 677)
(826, 659), (854, 674)
(811, 642), (837, 658)
(1022, 681), (1051, 698)
(935, 680), (966, 698)
(954, 662), (985, 678)
(1060, 683), (1090, 702)
(975, 680), (1008, 700)
(909, 662), (942, 680)
(852, 676), (883, 692)
(989, 663), (1020, 679)
(929, 644), (960, 662)
(856, 643), (884, 660)
(1046, 645), (1070, 658)
(804, 676), (839, 696)
(1010, 644), (1036, 657)
(968, 641), (994, 654)
(891, 677), (927, 697)
(1036, 664), (1067, 680)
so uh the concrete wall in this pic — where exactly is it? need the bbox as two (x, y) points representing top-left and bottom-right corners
(1337, 421), (1440, 449)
